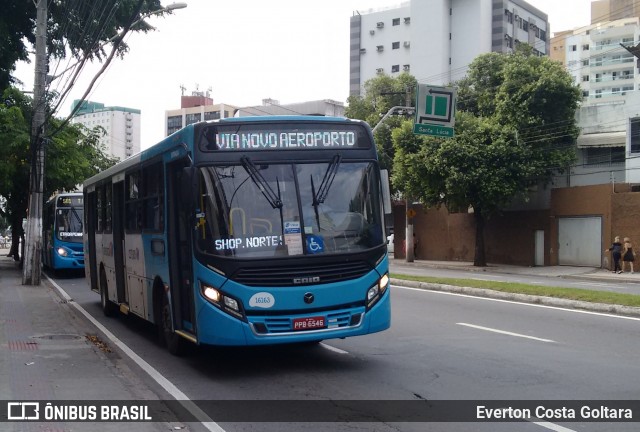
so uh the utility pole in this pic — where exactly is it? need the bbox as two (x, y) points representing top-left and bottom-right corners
(403, 87), (415, 263)
(23, 0), (47, 285)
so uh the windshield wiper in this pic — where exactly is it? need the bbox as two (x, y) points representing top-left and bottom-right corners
(240, 156), (283, 209)
(312, 154), (341, 206)
(311, 154), (341, 231)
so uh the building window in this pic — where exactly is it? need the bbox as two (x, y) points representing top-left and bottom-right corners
(392, 41), (400, 49)
(585, 147), (625, 166)
(571, 45), (577, 51)
(185, 113), (201, 125)
(404, 17), (410, 24)
(582, 44), (590, 50)
(631, 118), (640, 153)
(204, 111), (220, 121)
(582, 90), (590, 98)
(505, 9), (513, 23)
(505, 34), (513, 48)
(391, 65), (400, 73)
(392, 18), (400, 26)
(582, 59), (589, 66)
(582, 75), (589, 82)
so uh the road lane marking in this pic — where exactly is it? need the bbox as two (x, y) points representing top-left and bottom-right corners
(45, 275), (226, 432)
(457, 323), (556, 343)
(531, 421), (577, 432)
(393, 284), (640, 321)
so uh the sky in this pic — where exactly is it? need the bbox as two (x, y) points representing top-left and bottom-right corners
(14, 0), (593, 148)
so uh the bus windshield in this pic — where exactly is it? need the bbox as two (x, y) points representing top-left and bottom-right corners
(195, 159), (384, 258)
(56, 206), (83, 243)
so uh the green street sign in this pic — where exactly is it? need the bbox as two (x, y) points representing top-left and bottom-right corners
(413, 123), (454, 138)
(414, 84), (456, 138)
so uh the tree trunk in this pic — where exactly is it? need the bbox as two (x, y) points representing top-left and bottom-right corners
(473, 210), (486, 267)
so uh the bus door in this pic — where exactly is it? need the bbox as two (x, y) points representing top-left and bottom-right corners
(112, 181), (127, 303)
(86, 191), (98, 291)
(167, 161), (196, 335)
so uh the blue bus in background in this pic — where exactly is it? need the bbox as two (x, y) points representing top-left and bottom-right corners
(43, 192), (85, 271)
(83, 116), (391, 354)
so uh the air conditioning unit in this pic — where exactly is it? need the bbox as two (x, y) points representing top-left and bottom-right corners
(403, 41), (410, 47)
(370, 29), (375, 35)
(360, 48), (366, 54)
(377, 21), (384, 28)
(376, 68), (384, 74)
(376, 45), (384, 52)
(403, 64), (410, 71)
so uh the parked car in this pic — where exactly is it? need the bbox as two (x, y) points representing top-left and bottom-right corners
(387, 233), (394, 254)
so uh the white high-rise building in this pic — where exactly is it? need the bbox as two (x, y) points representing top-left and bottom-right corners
(560, 18), (640, 101)
(349, 0), (549, 95)
(71, 100), (141, 161)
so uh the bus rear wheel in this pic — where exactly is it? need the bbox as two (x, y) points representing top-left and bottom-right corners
(159, 292), (187, 356)
(100, 269), (118, 317)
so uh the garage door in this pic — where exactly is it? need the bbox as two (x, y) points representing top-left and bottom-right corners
(558, 217), (602, 267)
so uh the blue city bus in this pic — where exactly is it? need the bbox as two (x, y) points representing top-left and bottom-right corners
(43, 192), (85, 271)
(83, 116), (391, 354)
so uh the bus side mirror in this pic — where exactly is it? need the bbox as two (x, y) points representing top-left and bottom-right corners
(181, 166), (198, 209)
(380, 169), (392, 214)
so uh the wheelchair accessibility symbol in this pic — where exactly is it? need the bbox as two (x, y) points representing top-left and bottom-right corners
(306, 235), (325, 254)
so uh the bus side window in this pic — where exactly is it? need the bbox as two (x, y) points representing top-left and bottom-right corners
(96, 185), (104, 233)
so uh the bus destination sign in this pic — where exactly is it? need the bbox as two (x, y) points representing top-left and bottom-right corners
(200, 124), (371, 152)
(57, 196), (83, 207)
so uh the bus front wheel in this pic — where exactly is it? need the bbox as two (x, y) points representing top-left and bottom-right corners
(159, 292), (187, 356)
(100, 269), (118, 317)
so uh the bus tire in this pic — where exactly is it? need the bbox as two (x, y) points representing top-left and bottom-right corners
(160, 292), (187, 356)
(100, 269), (118, 317)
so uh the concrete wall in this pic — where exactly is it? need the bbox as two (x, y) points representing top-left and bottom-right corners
(394, 183), (640, 268)
(393, 204), (549, 266)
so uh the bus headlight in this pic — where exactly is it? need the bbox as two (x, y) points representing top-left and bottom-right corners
(200, 281), (245, 320)
(366, 272), (389, 309)
(57, 247), (70, 257)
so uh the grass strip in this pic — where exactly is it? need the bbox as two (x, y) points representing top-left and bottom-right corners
(390, 273), (640, 308)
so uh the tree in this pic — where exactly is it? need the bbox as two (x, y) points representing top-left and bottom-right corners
(392, 46), (581, 266)
(345, 73), (417, 174)
(0, 0), (164, 92)
(0, 88), (117, 261)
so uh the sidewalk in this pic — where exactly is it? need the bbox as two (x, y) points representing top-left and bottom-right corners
(389, 256), (640, 283)
(389, 256), (640, 317)
(0, 253), (187, 431)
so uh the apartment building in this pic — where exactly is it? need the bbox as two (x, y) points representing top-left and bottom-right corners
(71, 100), (140, 161)
(349, 0), (549, 95)
(165, 91), (237, 136)
(549, 18), (640, 187)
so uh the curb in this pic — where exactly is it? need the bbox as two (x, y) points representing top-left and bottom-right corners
(390, 278), (640, 318)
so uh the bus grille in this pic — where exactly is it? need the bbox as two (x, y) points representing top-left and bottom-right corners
(231, 260), (371, 287)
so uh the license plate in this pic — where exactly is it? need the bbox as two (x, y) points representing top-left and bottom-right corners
(292, 316), (325, 331)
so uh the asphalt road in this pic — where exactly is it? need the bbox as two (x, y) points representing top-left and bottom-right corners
(49, 269), (640, 432)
